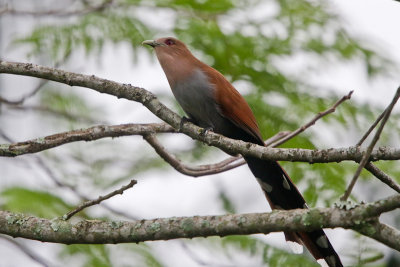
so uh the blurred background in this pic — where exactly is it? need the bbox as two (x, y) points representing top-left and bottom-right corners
(1, 0), (400, 266)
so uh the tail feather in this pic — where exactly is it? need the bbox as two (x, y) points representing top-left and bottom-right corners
(285, 232), (304, 254)
(244, 156), (343, 267)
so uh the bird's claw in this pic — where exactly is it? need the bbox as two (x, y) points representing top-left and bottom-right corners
(179, 116), (195, 131)
(200, 127), (214, 136)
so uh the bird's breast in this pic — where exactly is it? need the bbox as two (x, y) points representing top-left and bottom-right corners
(171, 69), (225, 130)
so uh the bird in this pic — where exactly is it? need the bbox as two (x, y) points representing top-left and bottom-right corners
(142, 37), (343, 267)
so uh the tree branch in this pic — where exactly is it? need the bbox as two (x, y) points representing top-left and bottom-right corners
(157, 91), (354, 177)
(342, 86), (400, 200)
(356, 109), (386, 147)
(363, 162), (400, 194)
(2, 131), (400, 163)
(0, 123), (175, 156)
(0, 129), (140, 220)
(270, 90), (353, 147)
(1, 194), (400, 251)
(2, 60), (400, 200)
(2, 61), (400, 202)
(63, 179), (138, 220)
(4, 61), (395, 166)
(143, 133), (244, 177)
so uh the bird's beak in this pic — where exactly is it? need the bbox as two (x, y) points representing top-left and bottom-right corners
(142, 40), (164, 48)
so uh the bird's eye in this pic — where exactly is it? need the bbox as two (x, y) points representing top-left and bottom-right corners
(165, 39), (175, 46)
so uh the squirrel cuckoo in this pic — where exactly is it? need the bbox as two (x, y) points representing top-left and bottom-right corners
(143, 37), (343, 267)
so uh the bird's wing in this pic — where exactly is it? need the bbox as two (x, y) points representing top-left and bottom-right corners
(202, 66), (264, 145)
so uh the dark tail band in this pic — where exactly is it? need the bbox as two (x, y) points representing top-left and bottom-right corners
(244, 156), (343, 267)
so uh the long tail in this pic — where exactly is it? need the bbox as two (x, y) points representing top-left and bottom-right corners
(244, 156), (343, 267)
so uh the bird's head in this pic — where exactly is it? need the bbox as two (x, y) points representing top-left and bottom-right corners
(142, 37), (199, 87)
(142, 37), (191, 59)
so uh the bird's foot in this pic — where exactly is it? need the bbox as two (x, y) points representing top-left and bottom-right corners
(200, 127), (213, 136)
(179, 116), (196, 131)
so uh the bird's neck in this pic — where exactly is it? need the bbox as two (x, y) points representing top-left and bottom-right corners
(156, 53), (202, 89)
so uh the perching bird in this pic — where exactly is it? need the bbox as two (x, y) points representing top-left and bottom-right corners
(143, 37), (343, 267)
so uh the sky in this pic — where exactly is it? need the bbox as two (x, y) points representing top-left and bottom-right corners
(324, 0), (400, 104)
(1, 0), (400, 266)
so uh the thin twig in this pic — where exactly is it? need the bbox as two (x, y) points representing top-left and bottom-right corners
(364, 162), (400, 194)
(144, 130), (320, 177)
(0, 61), (357, 162)
(271, 90), (353, 147)
(35, 156), (139, 220)
(0, 129), (138, 220)
(356, 110), (386, 147)
(1, 61), (397, 194)
(264, 131), (291, 146)
(144, 134), (244, 177)
(190, 93), (352, 172)
(143, 92), (353, 177)
(144, 131), (289, 175)
(63, 179), (137, 220)
(341, 86), (400, 201)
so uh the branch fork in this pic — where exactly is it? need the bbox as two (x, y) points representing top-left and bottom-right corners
(1, 61), (400, 253)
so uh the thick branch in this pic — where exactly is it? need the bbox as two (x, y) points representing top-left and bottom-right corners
(0, 123), (175, 156)
(1, 194), (400, 251)
(143, 90), (353, 177)
(2, 132), (400, 163)
(2, 61), (400, 197)
(3, 61), (399, 164)
(356, 219), (400, 252)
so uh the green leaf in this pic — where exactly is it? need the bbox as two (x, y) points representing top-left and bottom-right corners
(14, 12), (153, 62)
(1, 187), (72, 218)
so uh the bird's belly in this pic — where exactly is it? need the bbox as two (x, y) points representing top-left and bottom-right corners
(172, 70), (221, 129)
(174, 85), (217, 127)
(171, 69), (241, 138)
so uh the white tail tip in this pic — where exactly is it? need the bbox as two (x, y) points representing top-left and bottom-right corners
(317, 259), (329, 267)
(287, 241), (303, 254)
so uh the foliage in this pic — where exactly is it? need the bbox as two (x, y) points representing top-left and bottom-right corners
(1, 187), (73, 218)
(15, 12), (152, 62)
